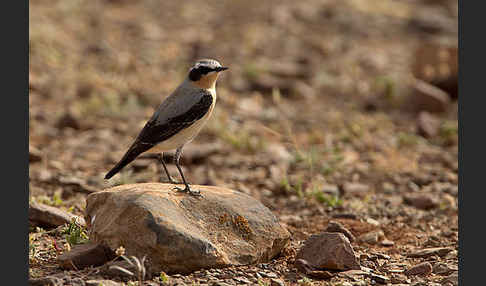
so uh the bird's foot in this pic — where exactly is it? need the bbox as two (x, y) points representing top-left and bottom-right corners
(160, 177), (181, 185)
(173, 185), (202, 197)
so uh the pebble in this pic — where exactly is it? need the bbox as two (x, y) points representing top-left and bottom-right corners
(404, 262), (433, 276)
(381, 239), (395, 246)
(270, 278), (285, 286)
(407, 247), (453, 258)
(325, 220), (356, 242)
(359, 230), (384, 244)
(403, 194), (439, 210)
(371, 273), (390, 284)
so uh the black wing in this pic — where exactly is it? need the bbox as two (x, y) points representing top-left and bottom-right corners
(105, 91), (213, 179)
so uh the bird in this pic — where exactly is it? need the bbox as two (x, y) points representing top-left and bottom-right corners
(104, 58), (228, 196)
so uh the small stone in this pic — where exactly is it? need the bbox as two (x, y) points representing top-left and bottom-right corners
(407, 247), (453, 258)
(433, 263), (456, 275)
(359, 230), (384, 244)
(29, 276), (63, 286)
(211, 282), (232, 286)
(325, 221), (355, 242)
(403, 194), (439, 210)
(342, 182), (369, 194)
(233, 277), (251, 284)
(322, 184), (340, 197)
(56, 112), (81, 130)
(29, 145), (43, 163)
(409, 79), (451, 113)
(404, 262), (433, 276)
(339, 269), (368, 278)
(417, 111), (441, 138)
(441, 273), (458, 286)
(365, 218), (380, 226)
(381, 182), (395, 194)
(412, 43), (458, 99)
(270, 278), (285, 286)
(308, 269), (334, 279)
(262, 272), (278, 278)
(86, 280), (122, 286)
(332, 213), (358, 220)
(58, 242), (115, 270)
(29, 201), (86, 228)
(296, 232), (360, 271)
(370, 273), (390, 284)
(381, 239), (395, 247)
(68, 278), (86, 286)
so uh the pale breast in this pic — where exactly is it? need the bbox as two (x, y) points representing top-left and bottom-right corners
(148, 89), (216, 153)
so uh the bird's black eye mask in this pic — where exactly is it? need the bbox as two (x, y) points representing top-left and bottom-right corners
(189, 65), (214, 81)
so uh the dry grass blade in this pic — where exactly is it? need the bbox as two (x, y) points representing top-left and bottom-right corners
(109, 265), (135, 276)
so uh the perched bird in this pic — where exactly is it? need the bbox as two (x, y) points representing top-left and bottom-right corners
(104, 59), (228, 196)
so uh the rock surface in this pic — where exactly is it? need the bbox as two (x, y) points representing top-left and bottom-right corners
(85, 183), (290, 274)
(295, 232), (360, 271)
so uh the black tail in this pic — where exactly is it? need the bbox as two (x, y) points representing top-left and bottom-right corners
(104, 141), (153, 179)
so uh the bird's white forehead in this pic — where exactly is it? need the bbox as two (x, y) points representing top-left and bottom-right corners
(193, 59), (222, 69)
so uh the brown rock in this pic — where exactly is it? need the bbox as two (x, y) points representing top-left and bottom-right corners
(381, 239), (395, 247)
(407, 247), (453, 258)
(417, 111), (441, 138)
(371, 273), (390, 284)
(433, 263), (457, 275)
(29, 276), (63, 286)
(403, 194), (439, 210)
(404, 262), (433, 276)
(58, 242), (115, 270)
(296, 232), (360, 271)
(294, 259), (334, 279)
(270, 278), (285, 286)
(413, 43), (458, 99)
(325, 221), (355, 242)
(29, 201), (85, 228)
(409, 79), (451, 113)
(342, 182), (369, 194)
(86, 280), (123, 286)
(29, 145), (43, 163)
(56, 112), (80, 130)
(441, 272), (458, 286)
(359, 230), (384, 244)
(85, 183), (290, 274)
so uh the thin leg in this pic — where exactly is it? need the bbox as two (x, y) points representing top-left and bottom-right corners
(158, 153), (178, 184)
(173, 146), (201, 196)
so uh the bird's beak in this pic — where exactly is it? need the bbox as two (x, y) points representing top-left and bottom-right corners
(216, 67), (229, 72)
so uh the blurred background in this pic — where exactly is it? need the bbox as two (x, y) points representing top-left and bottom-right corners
(29, 0), (458, 280)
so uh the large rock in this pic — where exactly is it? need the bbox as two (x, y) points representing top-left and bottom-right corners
(296, 232), (360, 271)
(85, 183), (290, 274)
